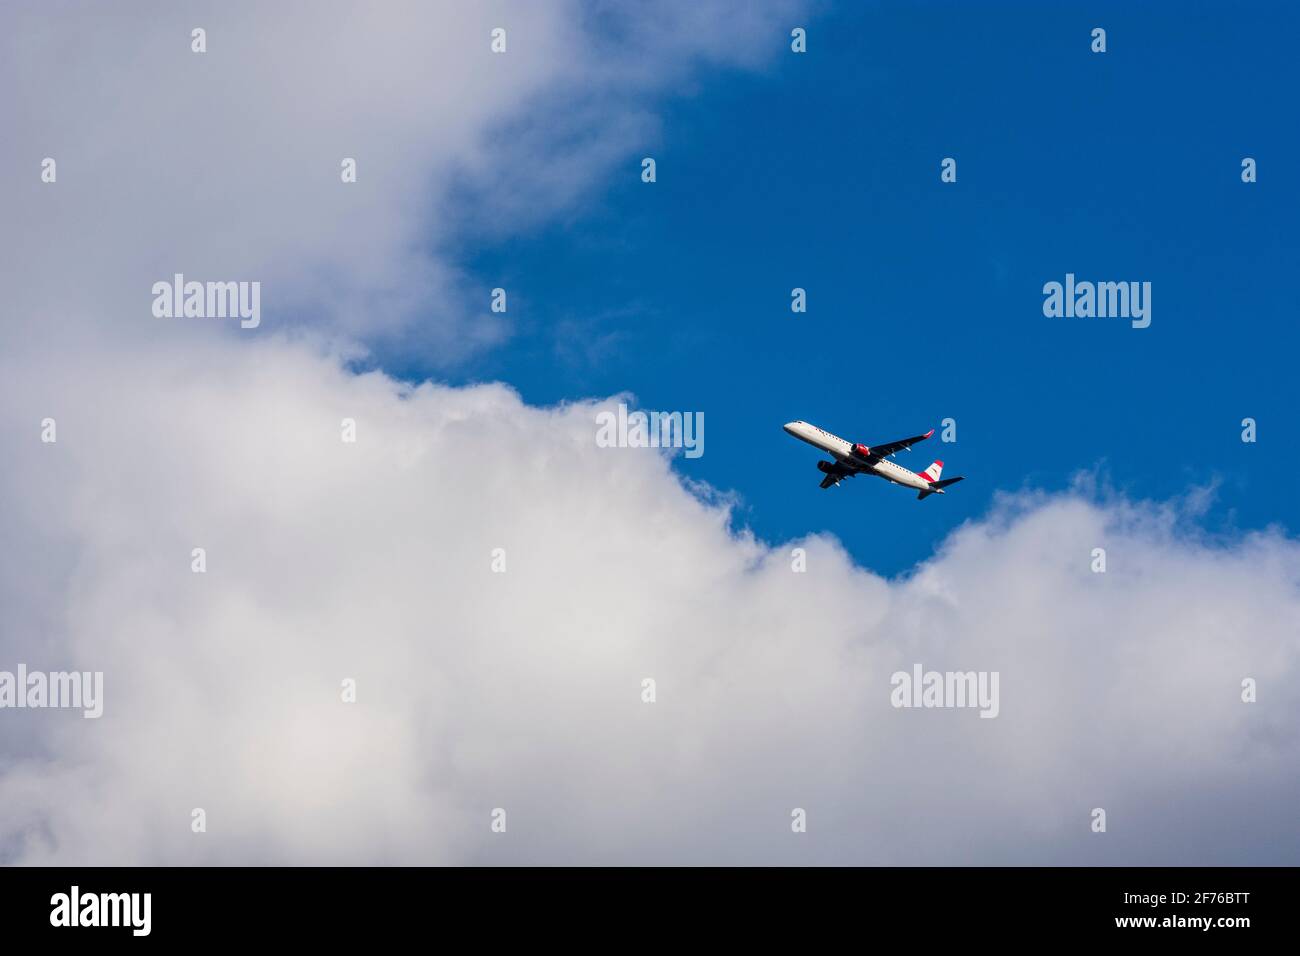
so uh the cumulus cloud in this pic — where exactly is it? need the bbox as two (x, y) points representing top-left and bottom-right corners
(2, 1), (1297, 866)
(0, 340), (1297, 865)
(0, 0), (804, 361)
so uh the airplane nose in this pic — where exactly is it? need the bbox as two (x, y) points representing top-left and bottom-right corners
(783, 422), (799, 434)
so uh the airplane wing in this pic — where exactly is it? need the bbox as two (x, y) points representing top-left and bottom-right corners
(868, 428), (935, 459)
(818, 461), (853, 489)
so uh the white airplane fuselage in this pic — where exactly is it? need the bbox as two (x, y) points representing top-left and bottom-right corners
(783, 420), (936, 492)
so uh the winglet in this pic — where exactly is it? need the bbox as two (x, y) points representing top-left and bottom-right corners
(923, 428), (935, 439)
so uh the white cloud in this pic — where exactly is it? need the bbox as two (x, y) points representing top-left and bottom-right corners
(2, 1), (1297, 866)
(0, 0), (804, 362)
(0, 339), (1297, 864)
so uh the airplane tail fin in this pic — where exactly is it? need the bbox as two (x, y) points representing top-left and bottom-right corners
(920, 460), (944, 482)
(917, 476), (965, 500)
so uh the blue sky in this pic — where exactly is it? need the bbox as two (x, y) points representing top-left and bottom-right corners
(400, 0), (1300, 574)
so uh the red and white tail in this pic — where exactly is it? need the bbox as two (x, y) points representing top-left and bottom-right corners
(920, 460), (943, 483)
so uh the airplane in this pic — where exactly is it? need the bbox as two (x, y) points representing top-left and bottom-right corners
(783, 420), (965, 499)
